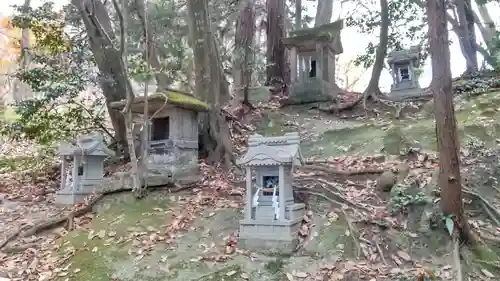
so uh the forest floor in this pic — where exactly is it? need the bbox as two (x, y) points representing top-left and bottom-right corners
(2, 76), (500, 281)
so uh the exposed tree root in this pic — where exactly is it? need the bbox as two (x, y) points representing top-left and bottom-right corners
(452, 235), (463, 281)
(301, 164), (386, 176)
(341, 207), (362, 259)
(463, 188), (500, 226)
(312, 93), (363, 114)
(0, 184), (192, 252)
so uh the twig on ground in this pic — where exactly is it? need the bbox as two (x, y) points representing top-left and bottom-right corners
(374, 238), (387, 265)
(301, 164), (386, 176)
(0, 184), (193, 251)
(463, 188), (500, 226)
(341, 207), (362, 259)
(294, 188), (347, 208)
(453, 235), (463, 281)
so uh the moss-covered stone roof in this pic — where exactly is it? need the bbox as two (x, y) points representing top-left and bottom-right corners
(282, 20), (343, 46)
(109, 89), (209, 113)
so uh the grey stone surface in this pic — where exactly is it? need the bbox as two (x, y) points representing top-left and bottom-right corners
(238, 132), (306, 254)
(134, 105), (201, 186)
(283, 21), (344, 105)
(387, 46), (422, 95)
(56, 133), (114, 205)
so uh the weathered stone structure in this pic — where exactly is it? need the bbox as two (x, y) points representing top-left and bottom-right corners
(56, 133), (115, 205)
(237, 132), (306, 253)
(387, 46), (422, 100)
(282, 20), (344, 104)
(110, 89), (208, 186)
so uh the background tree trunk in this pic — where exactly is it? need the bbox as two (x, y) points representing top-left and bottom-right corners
(233, 0), (255, 107)
(265, 0), (287, 86)
(12, 0), (31, 102)
(455, 0), (477, 73)
(72, 0), (129, 157)
(362, 0), (388, 104)
(426, 0), (473, 242)
(314, 0), (332, 26)
(186, 0), (233, 165)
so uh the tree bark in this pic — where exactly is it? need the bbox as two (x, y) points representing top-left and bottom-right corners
(233, 0), (255, 107)
(426, 0), (473, 242)
(455, 0), (477, 73)
(265, 0), (287, 86)
(314, 0), (333, 26)
(132, 0), (171, 89)
(12, 0), (32, 102)
(72, 0), (129, 157)
(295, 0), (301, 30)
(186, 0), (233, 166)
(362, 0), (388, 104)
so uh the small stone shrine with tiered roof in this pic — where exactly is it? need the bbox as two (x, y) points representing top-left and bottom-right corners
(237, 132), (306, 253)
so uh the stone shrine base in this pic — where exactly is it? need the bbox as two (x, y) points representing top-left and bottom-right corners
(238, 217), (303, 254)
(55, 179), (113, 205)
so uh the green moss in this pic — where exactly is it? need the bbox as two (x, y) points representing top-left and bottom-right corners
(264, 258), (286, 274)
(197, 265), (242, 281)
(162, 91), (209, 111)
(54, 194), (174, 281)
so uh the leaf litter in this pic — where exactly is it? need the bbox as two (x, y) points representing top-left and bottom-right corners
(2, 108), (500, 280)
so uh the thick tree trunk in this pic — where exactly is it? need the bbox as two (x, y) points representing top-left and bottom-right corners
(362, 0), (388, 104)
(265, 0), (287, 86)
(186, 0), (233, 166)
(233, 0), (255, 107)
(426, 0), (473, 242)
(72, 0), (129, 157)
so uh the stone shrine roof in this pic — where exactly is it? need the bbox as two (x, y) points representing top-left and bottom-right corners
(387, 46), (421, 65)
(237, 133), (304, 167)
(59, 133), (115, 157)
(109, 88), (209, 114)
(282, 20), (343, 53)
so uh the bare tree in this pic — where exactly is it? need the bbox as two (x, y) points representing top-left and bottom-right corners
(455, 0), (477, 73)
(426, 0), (474, 243)
(362, 0), (388, 107)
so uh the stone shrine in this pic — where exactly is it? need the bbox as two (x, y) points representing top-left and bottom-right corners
(282, 20), (344, 104)
(56, 133), (115, 205)
(237, 132), (306, 253)
(387, 46), (422, 100)
(110, 89), (208, 186)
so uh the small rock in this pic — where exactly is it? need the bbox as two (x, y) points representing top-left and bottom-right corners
(376, 170), (396, 192)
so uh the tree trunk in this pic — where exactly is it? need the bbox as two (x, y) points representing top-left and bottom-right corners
(132, 0), (171, 89)
(265, 0), (287, 86)
(426, 0), (473, 243)
(295, 0), (301, 30)
(186, 0), (233, 166)
(314, 0), (333, 26)
(12, 0), (31, 102)
(362, 0), (388, 104)
(72, 0), (129, 157)
(464, 0), (477, 71)
(233, 0), (255, 107)
(454, 0), (477, 73)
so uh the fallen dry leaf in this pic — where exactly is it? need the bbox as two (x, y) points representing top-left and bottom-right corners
(396, 250), (411, 262)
